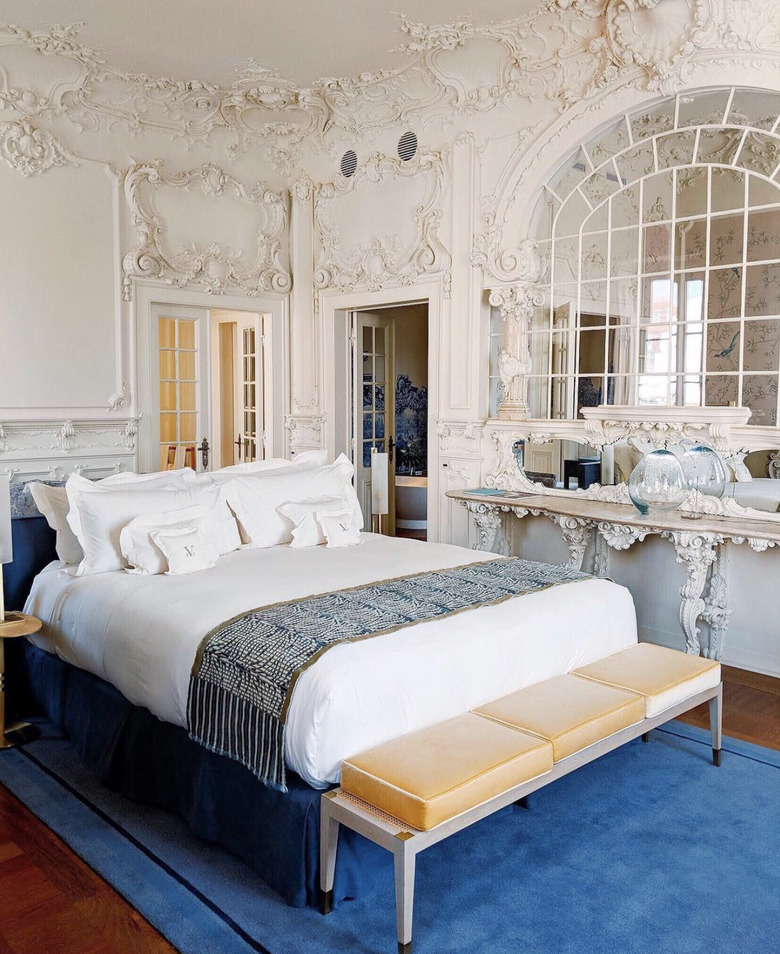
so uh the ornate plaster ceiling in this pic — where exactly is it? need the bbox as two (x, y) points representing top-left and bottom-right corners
(3, 1), (537, 88)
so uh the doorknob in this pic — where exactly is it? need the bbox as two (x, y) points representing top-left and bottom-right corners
(387, 436), (396, 463)
(234, 433), (243, 462)
(197, 437), (210, 470)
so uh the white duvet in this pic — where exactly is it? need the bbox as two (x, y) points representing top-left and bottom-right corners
(25, 534), (637, 788)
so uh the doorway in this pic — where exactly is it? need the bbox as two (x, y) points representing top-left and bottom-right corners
(210, 308), (270, 469)
(351, 303), (429, 539)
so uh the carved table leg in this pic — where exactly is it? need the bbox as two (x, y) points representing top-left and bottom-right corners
(701, 541), (731, 661)
(549, 515), (594, 572)
(463, 501), (511, 554)
(663, 530), (723, 656)
(593, 531), (609, 578)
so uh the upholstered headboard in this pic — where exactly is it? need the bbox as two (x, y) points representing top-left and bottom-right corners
(2, 481), (58, 612)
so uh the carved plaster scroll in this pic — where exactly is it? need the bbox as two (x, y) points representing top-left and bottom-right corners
(0, 119), (77, 176)
(121, 160), (290, 300)
(313, 149), (450, 295)
(663, 529), (723, 655)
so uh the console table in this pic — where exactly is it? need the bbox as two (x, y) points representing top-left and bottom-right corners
(447, 490), (780, 660)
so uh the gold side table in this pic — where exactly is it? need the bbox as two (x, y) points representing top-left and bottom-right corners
(0, 612), (41, 749)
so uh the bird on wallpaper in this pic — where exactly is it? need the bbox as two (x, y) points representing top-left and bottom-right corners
(715, 331), (740, 359)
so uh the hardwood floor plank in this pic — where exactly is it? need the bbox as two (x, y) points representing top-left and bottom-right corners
(0, 784), (177, 954)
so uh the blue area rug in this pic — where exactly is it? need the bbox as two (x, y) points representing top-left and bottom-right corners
(1, 722), (778, 954)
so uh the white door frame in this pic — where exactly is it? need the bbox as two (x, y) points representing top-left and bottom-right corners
(134, 281), (288, 472)
(320, 278), (442, 541)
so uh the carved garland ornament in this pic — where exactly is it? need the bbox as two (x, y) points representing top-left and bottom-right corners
(313, 150), (451, 294)
(122, 160), (290, 300)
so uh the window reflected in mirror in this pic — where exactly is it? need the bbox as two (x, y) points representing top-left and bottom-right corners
(498, 87), (780, 426)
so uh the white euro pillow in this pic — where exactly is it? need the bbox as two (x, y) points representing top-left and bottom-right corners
(29, 483), (84, 566)
(99, 467), (197, 487)
(276, 496), (352, 549)
(66, 469), (197, 549)
(211, 449), (328, 477)
(65, 474), (240, 575)
(150, 525), (219, 576)
(120, 498), (238, 574)
(227, 454), (363, 548)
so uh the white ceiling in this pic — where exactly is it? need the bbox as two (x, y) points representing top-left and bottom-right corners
(4, 1), (535, 88)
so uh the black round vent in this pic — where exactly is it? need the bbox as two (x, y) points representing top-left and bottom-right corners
(340, 149), (358, 178)
(398, 130), (418, 162)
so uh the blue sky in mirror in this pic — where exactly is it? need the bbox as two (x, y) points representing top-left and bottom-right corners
(396, 374), (427, 475)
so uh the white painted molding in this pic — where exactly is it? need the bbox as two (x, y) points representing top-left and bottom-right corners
(0, 119), (78, 176)
(313, 149), (451, 296)
(580, 406), (753, 451)
(0, 417), (139, 461)
(122, 160), (290, 301)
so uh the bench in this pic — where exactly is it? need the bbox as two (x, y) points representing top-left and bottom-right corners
(320, 643), (722, 954)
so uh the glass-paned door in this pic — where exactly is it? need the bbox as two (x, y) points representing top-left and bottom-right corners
(154, 304), (210, 471)
(352, 312), (395, 533)
(232, 314), (264, 463)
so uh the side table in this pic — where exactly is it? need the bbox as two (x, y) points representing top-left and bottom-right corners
(0, 612), (41, 749)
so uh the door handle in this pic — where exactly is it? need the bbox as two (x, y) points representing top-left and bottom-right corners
(234, 433), (243, 462)
(387, 436), (395, 463)
(197, 437), (210, 470)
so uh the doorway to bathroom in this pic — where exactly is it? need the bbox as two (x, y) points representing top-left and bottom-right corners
(350, 303), (429, 539)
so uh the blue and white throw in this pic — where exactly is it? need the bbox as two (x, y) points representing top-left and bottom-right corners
(188, 557), (588, 791)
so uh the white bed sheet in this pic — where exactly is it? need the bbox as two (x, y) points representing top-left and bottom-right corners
(724, 479), (780, 512)
(25, 534), (637, 788)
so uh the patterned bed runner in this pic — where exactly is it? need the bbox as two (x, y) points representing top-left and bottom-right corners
(187, 557), (588, 791)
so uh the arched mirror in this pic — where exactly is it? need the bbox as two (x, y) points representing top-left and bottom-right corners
(491, 86), (780, 514)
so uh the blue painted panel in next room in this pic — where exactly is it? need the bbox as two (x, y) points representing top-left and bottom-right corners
(395, 374), (427, 475)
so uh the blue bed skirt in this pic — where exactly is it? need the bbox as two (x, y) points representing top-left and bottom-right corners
(11, 641), (388, 907)
(4, 510), (387, 906)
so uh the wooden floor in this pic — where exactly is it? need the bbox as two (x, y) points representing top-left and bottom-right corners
(0, 665), (778, 954)
(678, 664), (780, 750)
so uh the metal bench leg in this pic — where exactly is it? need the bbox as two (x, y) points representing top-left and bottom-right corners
(710, 683), (723, 766)
(394, 834), (416, 954)
(320, 795), (340, 915)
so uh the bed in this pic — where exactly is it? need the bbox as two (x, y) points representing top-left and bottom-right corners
(5, 473), (637, 907)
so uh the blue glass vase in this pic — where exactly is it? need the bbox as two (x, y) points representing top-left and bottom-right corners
(628, 449), (687, 515)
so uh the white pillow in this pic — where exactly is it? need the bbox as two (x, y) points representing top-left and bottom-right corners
(28, 483), (84, 565)
(120, 501), (237, 574)
(99, 468), (197, 487)
(212, 449), (328, 476)
(226, 455), (362, 548)
(150, 525), (219, 575)
(277, 496), (351, 549)
(66, 470), (197, 547)
(65, 476), (238, 575)
(318, 509), (362, 549)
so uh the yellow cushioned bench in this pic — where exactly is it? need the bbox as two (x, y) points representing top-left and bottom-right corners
(341, 712), (553, 832)
(474, 673), (645, 762)
(573, 642), (721, 718)
(320, 643), (723, 954)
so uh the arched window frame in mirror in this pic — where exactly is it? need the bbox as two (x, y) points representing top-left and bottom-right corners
(499, 85), (780, 427)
